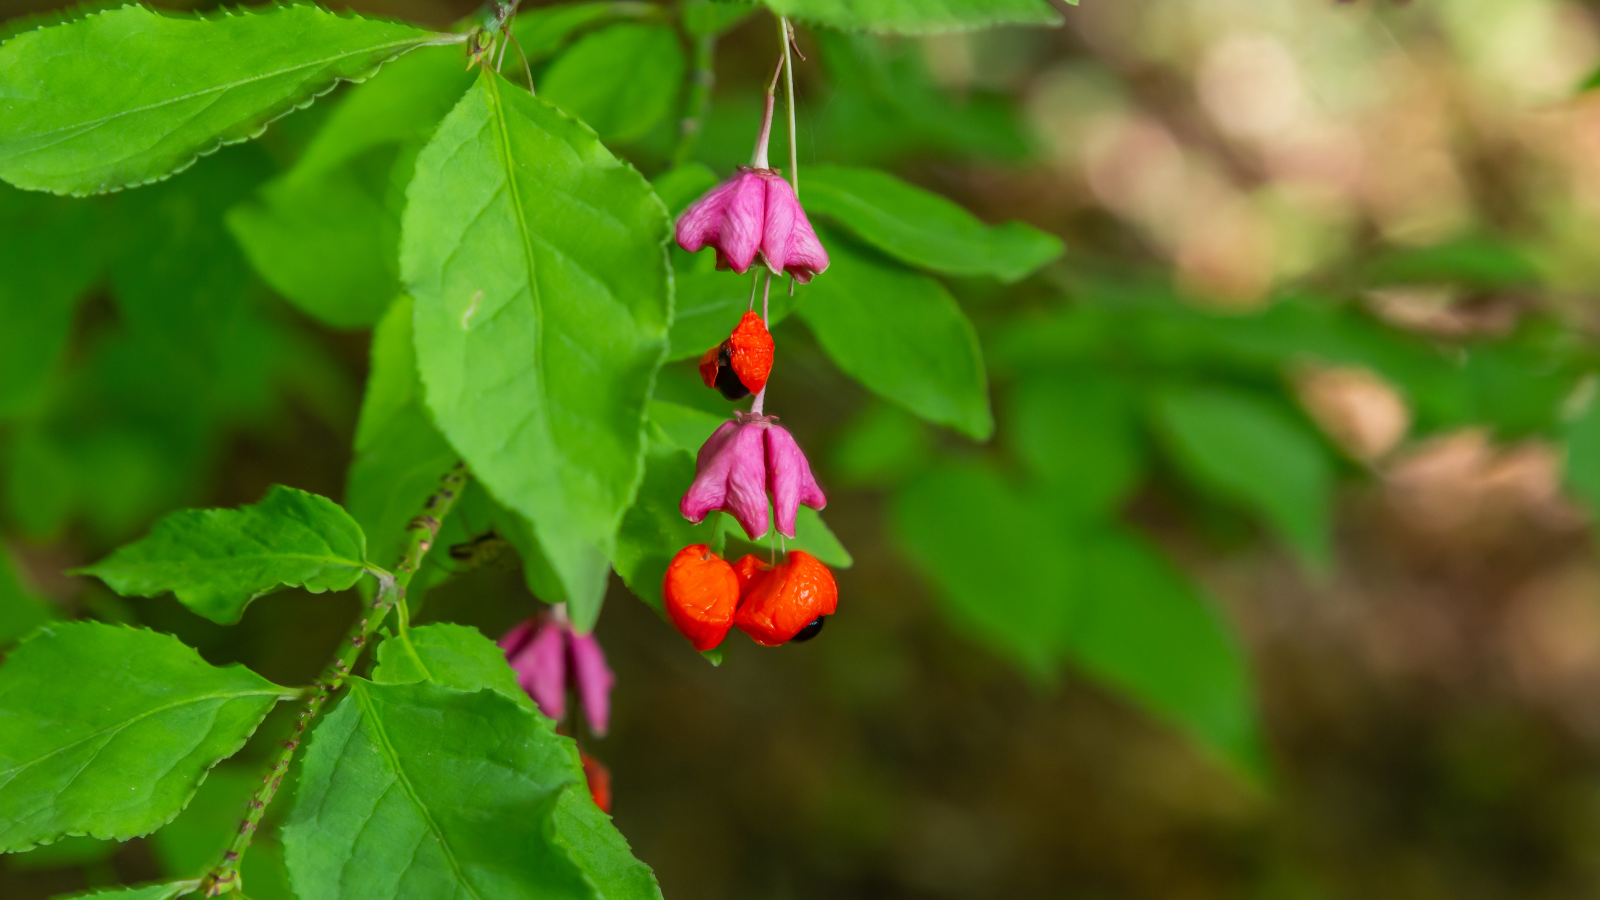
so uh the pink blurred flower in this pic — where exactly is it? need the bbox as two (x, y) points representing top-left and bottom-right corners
(499, 612), (614, 736)
(675, 168), (830, 284)
(680, 412), (826, 540)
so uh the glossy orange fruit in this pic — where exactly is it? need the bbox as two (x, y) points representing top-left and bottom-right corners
(726, 310), (774, 394)
(733, 550), (838, 646)
(662, 544), (740, 651)
(731, 553), (773, 600)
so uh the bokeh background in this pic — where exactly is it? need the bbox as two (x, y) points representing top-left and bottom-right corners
(9, 0), (1600, 898)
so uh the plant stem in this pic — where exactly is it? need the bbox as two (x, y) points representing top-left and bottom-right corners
(198, 464), (468, 898)
(778, 16), (798, 196)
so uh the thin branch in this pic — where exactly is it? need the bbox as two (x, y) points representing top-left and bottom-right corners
(198, 464), (469, 898)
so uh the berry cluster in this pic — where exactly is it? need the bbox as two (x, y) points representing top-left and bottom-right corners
(664, 544), (838, 649)
(659, 70), (839, 653)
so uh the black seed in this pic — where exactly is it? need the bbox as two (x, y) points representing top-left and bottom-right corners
(789, 616), (826, 643)
(714, 361), (751, 400)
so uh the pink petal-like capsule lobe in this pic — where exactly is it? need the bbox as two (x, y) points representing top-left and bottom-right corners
(566, 629), (615, 737)
(500, 616), (567, 723)
(675, 170), (766, 274)
(763, 423), (827, 538)
(760, 174), (830, 284)
(679, 416), (771, 540)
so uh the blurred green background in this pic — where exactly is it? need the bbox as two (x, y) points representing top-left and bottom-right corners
(10, 0), (1600, 897)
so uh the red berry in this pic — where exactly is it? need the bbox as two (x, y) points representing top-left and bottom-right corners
(662, 544), (740, 651)
(581, 752), (613, 814)
(733, 550), (838, 646)
(727, 311), (774, 395)
(731, 553), (773, 600)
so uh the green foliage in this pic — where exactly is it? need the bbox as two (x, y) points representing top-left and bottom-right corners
(799, 228), (992, 439)
(755, 0), (1062, 35)
(0, 622), (293, 851)
(0, 184), (100, 417)
(372, 622), (536, 713)
(0, 4), (459, 195)
(345, 297), (462, 571)
(829, 402), (933, 487)
(283, 679), (660, 900)
(1565, 393), (1600, 516)
(511, 2), (658, 61)
(669, 270), (801, 361)
(1008, 371), (1144, 523)
(892, 464), (1262, 775)
(804, 165), (1062, 281)
(541, 23), (687, 144)
(227, 46), (477, 329)
(402, 70), (671, 633)
(1150, 386), (1334, 568)
(77, 486), (370, 625)
(227, 156), (404, 330)
(892, 462), (1073, 676)
(0, 549), (54, 646)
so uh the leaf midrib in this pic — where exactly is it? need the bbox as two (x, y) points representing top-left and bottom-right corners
(353, 684), (483, 900)
(0, 687), (290, 781)
(16, 31), (450, 146)
(482, 73), (552, 467)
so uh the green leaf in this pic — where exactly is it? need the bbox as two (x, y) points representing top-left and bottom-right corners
(372, 622), (535, 713)
(798, 229), (992, 439)
(1008, 371), (1144, 522)
(4, 833), (117, 870)
(54, 881), (200, 900)
(891, 466), (1262, 775)
(1566, 394), (1600, 516)
(283, 679), (661, 900)
(226, 152), (403, 330)
(78, 486), (370, 625)
(290, 45), (476, 178)
(804, 165), (1061, 282)
(683, 0), (756, 36)
(1066, 529), (1264, 778)
(757, 0), (1060, 37)
(1150, 385), (1334, 568)
(0, 4), (461, 195)
(0, 183), (100, 417)
(645, 400), (727, 452)
(346, 297), (462, 569)
(540, 23), (687, 144)
(0, 547), (54, 646)
(512, 2), (658, 61)
(228, 46), (478, 329)
(829, 402), (932, 488)
(0, 622), (292, 851)
(892, 463), (1071, 676)
(403, 70), (671, 632)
